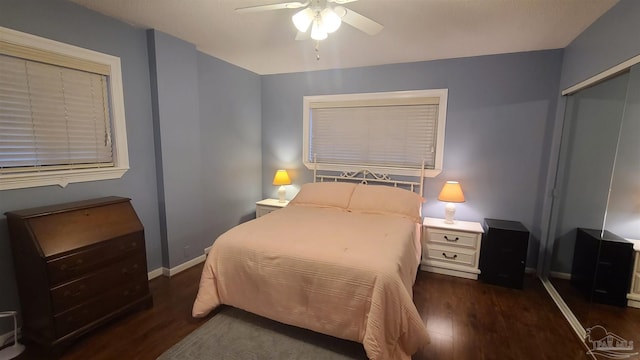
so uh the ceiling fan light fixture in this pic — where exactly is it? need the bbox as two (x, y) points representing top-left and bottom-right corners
(320, 7), (341, 33)
(310, 19), (328, 40)
(292, 7), (314, 32)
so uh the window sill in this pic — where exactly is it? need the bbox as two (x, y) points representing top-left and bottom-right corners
(303, 161), (442, 178)
(0, 167), (129, 190)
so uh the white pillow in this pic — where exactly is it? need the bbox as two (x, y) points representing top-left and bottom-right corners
(289, 182), (357, 209)
(347, 184), (424, 222)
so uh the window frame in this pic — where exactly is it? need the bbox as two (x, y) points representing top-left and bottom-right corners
(0, 26), (129, 190)
(302, 89), (448, 177)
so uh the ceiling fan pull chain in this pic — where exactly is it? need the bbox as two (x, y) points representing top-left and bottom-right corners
(315, 40), (320, 60)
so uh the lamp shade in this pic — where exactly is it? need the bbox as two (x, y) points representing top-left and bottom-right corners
(310, 20), (328, 40)
(292, 8), (314, 32)
(320, 8), (341, 33)
(438, 181), (465, 203)
(272, 170), (291, 186)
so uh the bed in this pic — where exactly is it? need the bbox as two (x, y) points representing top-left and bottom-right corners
(192, 176), (429, 360)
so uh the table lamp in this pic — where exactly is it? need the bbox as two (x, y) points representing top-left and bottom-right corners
(0, 311), (24, 360)
(272, 169), (291, 203)
(438, 181), (465, 224)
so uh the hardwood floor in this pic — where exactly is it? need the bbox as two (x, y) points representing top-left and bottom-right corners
(551, 277), (640, 346)
(14, 264), (591, 360)
(413, 272), (591, 360)
(16, 264), (212, 360)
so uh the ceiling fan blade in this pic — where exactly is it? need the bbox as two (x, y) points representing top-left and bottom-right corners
(328, 0), (358, 4)
(295, 31), (310, 41)
(235, 1), (309, 13)
(334, 6), (383, 35)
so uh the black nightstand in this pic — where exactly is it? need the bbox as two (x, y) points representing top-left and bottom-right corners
(570, 228), (633, 307)
(479, 218), (529, 289)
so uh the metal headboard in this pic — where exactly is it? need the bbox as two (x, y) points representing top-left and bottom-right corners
(313, 157), (425, 196)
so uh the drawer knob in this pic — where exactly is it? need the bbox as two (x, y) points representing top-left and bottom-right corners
(444, 235), (459, 242)
(442, 252), (458, 260)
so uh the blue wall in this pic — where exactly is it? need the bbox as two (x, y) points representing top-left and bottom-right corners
(545, 0), (640, 273)
(559, 0), (640, 90)
(197, 53), (263, 243)
(148, 30), (208, 268)
(1, 0), (636, 339)
(261, 50), (564, 268)
(0, 0), (262, 334)
(0, 0), (162, 320)
(147, 30), (263, 268)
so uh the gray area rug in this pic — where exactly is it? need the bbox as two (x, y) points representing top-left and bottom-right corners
(157, 306), (367, 360)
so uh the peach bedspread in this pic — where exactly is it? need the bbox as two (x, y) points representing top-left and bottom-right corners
(192, 205), (428, 359)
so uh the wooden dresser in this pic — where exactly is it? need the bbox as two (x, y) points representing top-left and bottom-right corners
(5, 196), (153, 353)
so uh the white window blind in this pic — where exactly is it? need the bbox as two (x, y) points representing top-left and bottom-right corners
(303, 89), (448, 177)
(0, 54), (113, 173)
(0, 26), (128, 190)
(310, 104), (438, 169)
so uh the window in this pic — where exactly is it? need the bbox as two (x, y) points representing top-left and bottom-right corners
(303, 89), (448, 177)
(0, 26), (129, 190)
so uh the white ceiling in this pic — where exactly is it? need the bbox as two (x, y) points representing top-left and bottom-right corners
(69, 0), (619, 75)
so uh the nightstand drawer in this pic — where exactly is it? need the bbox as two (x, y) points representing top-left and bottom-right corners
(256, 199), (288, 218)
(421, 217), (484, 280)
(634, 273), (640, 294)
(426, 245), (477, 267)
(427, 228), (478, 249)
(256, 206), (276, 218)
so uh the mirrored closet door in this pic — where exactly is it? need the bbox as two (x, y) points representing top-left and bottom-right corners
(546, 63), (640, 348)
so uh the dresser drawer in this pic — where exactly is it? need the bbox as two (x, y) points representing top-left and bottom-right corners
(427, 228), (478, 249)
(28, 201), (143, 258)
(50, 254), (148, 313)
(426, 245), (477, 267)
(47, 232), (145, 285)
(54, 280), (149, 338)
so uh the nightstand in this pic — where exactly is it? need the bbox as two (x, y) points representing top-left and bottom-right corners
(571, 228), (633, 307)
(479, 219), (529, 289)
(420, 217), (484, 280)
(255, 198), (288, 218)
(626, 239), (640, 308)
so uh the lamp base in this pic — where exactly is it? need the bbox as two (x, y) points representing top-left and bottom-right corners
(277, 185), (286, 203)
(0, 344), (25, 360)
(0, 311), (23, 360)
(444, 202), (456, 224)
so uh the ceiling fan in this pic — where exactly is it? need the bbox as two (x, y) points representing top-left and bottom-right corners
(235, 0), (383, 41)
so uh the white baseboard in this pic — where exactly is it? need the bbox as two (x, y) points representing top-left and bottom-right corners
(147, 253), (207, 280)
(549, 271), (571, 280)
(525, 267), (536, 274)
(161, 254), (206, 278)
(147, 268), (163, 280)
(541, 277), (595, 359)
(204, 246), (212, 255)
(628, 297), (640, 309)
